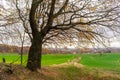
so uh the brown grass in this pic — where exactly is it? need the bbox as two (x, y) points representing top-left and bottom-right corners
(0, 63), (120, 80)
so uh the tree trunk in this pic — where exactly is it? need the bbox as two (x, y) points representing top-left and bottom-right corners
(20, 46), (23, 65)
(26, 36), (43, 71)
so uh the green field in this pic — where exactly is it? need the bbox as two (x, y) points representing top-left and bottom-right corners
(80, 53), (120, 73)
(0, 53), (120, 72)
(0, 53), (78, 66)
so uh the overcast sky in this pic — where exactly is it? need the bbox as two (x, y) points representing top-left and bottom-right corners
(0, 0), (120, 48)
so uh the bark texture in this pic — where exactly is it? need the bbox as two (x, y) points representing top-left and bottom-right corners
(27, 35), (43, 71)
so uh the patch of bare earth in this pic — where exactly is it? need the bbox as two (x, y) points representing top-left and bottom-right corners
(51, 57), (84, 68)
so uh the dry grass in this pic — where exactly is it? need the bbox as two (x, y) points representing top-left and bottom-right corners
(0, 63), (120, 80)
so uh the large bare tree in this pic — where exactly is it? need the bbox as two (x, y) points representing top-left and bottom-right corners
(0, 0), (120, 71)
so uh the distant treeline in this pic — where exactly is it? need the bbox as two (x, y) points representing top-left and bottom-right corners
(0, 44), (69, 54)
(0, 44), (119, 54)
(0, 44), (29, 54)
(0, 44), (78, 54)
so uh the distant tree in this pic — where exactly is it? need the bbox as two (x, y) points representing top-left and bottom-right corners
(0, 0), (120, 71)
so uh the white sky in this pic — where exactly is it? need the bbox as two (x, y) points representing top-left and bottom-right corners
(108, 36), (120, 47)
(0, 0), (120, 48)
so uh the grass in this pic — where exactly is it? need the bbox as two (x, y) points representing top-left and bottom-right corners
(0, 53), (120, 73)
(0, 64), (120, 80)
(0, 53), (27, 64)
(1, 53), (120, 80)
(42, 54), (78, 66)
(80, 53), (120, 73)
(0, 53), (78, 66)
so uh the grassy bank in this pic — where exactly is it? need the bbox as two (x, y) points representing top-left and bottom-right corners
(0, 53), (120, 80)
(0, 64), (120, 80)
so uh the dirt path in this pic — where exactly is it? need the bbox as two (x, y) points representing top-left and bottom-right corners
(51, 57), (84, 68)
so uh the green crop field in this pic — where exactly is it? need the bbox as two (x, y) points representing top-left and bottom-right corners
(0, 53), (120, 72)
(80, 53), (120, 73)
(0, 53), (78, 66)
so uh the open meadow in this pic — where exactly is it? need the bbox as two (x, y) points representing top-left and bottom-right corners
(0, 53), (120, 73)
(0, 53), (120, 80)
